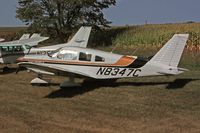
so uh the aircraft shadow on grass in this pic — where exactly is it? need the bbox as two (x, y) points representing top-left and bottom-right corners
(0, 67), (27, 74)
(45, 78), (199, 98)
(0, 67), (17, 74)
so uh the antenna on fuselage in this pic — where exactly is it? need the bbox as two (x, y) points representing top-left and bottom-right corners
(110, 43), (119, 53)
(132, 47), (140, 55)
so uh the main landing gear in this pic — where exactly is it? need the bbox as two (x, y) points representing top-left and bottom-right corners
(60, 76), (81, 88)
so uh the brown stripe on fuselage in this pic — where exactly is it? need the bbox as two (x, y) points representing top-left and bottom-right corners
(17, 56), (136, 67)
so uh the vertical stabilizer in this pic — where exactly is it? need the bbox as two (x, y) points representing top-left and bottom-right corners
(67, 26), (92, 48)
(30, 33), (41, 38)
(149, 34), (189, 67)
(19, 34), (30, 40)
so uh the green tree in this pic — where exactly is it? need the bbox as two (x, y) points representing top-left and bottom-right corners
(16, 0), (116, 40)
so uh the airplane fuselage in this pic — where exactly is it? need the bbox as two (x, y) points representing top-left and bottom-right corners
(17, 47), (184, 79)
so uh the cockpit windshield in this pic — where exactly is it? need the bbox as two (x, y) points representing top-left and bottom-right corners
(57, 50), (78, 60)
(47, 48), (62, 58)
(24, 45), (31, 50)
(48, 49), (78, 61)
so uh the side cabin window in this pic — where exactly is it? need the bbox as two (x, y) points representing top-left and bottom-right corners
(0, 46), (23, 53)
(79, 52), (92, 61)
(95, 56), (105, 62)
(13, 46), (23, 52)
(57, 50), (78, 60)
(0, 46), (9, 52)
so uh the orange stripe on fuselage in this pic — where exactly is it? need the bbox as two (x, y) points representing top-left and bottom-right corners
(17, 56), (136, 67)
(113, 56), (135, 66)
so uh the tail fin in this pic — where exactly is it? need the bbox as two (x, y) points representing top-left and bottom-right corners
(30, 33), (41, 38)
(67, 26), (92, 48)
(149, 34), (189, 67)
(19, 34), (30, 40)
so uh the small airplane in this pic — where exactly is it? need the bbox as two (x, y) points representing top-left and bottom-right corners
(0, 33), (49, 66)
(0, 27), (91, 69)
(17, 32), (189, 87)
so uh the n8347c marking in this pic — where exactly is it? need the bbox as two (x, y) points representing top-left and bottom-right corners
(96, 67), (141, 77)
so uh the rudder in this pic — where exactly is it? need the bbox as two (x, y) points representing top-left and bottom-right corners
(68, 26), (92, 48)
(149, 34), (189, 67)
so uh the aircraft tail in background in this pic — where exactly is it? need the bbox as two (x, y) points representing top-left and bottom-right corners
(41, 26), (92, 49)
(19, 34), (30, 40)
(67, 26), (92, 48)
(30, 33), (41, 38)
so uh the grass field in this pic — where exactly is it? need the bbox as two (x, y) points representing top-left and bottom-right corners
(0, 69), (199, 132)
(0, 24), (200, 132)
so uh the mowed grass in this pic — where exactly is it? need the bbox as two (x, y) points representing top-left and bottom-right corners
(0, 69), (199, 133)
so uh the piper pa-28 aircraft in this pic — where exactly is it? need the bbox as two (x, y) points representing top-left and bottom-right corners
(0, 27), (91, 69)
(0, 33), (49, 65)
(17, 30), (189, 87)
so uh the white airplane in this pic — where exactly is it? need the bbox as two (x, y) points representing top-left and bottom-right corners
(0, 27), (91, 67)
(17, 33), (189, 87)
(0, 33), (49, 65)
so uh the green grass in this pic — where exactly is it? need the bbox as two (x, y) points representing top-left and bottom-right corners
(111, 23), (200, 46)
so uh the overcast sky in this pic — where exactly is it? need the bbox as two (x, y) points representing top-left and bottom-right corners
(0, 0), (200, 26)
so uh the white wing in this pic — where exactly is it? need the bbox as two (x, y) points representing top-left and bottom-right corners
(18, 62), (91, 78)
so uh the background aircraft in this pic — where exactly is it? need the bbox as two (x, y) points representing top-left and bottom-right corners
(17, 33), (189, 87)
(0, 27), (91, 68)
(0, 33), (49, 65)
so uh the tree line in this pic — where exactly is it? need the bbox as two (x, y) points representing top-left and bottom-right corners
(16, 0), (116, 41)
